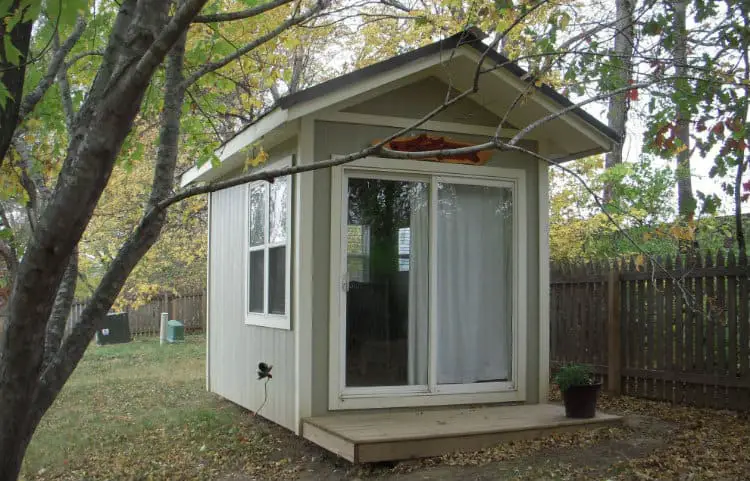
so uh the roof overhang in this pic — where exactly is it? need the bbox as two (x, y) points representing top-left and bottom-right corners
(180, 29), (617, 187)
(180, 109), (295, 187)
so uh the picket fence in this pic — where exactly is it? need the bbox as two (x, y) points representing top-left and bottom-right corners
(66, 292), (206, 337)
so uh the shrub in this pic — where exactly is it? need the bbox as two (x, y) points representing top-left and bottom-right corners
(554, 363), (595, 392)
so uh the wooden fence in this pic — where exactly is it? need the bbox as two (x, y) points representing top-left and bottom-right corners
(66, 292), (206, 337)
(551, 251), (750, 411)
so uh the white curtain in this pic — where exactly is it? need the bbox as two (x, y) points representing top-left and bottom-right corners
(407, 184), (430, 385)
(436, 183), (513, 384)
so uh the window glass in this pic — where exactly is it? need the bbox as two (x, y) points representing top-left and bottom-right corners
(248, 250), (265, 313)
(249, 184), (266, 247)
(268, 246), (286, 314)
(269, 178), (288, 244)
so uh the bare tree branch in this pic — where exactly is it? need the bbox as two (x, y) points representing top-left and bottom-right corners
(131, 0), (210, 88)
(471, 0), (550, 92)
(64, 0), (138, 160)
(0, 201), (17, 276)
(183, 0), (325, 87)
(379, 0), (412, 13)
(193, 0), (294, 23)
(10, 136), (40, 230)
(0, 242), (16, 275)
(43, 250), (78, 369)
(63, 50), (104, 71)
(508, 81), (653, 146)
(19, 16), (86, 120)
(49, 31), (77, 131)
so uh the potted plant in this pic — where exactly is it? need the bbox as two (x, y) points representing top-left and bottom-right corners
(554, 363), (601, 419)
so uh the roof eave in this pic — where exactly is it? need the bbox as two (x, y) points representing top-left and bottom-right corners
(180, 108), (289, 187)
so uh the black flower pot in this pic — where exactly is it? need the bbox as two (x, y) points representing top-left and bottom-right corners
(562, 383), (601, 418)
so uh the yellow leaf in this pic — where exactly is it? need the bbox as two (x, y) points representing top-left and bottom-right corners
(634, 254), (646, 271)
(245, 147), (268, 169)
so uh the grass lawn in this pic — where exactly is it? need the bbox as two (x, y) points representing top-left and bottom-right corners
(21, 334), (750, 481)
(22, 335), (293, 481)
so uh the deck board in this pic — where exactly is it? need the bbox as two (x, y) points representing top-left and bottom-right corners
(302, 403), (621, 463)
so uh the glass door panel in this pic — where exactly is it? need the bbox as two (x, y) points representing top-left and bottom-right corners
(345, 177), (429, 387)
(435, 181), (514, 385)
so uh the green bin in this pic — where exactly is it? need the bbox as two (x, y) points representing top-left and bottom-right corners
(167, 320), (184, 343)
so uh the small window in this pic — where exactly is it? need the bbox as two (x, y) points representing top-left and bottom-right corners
(246, 176), (290, 329)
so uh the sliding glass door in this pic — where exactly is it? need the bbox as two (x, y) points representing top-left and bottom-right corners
(336, 164), (521, 404)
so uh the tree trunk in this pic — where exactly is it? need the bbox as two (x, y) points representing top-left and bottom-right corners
(0, 1), (33, 168)
(0, 418), (39, 481)
(603, 0), (635, 203)
(0, 1), (205, 477)
(673, 0), (696, 226)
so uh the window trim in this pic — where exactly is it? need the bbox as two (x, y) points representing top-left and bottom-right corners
(244, 156), (293, 330)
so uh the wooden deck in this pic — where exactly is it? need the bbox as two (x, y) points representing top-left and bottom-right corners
(301, 403), (621, 463)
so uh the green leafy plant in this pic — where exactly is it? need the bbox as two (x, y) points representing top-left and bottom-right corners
(554, 364), (595, 392)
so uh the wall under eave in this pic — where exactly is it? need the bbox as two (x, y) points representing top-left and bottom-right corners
(309, 120), (541, 416)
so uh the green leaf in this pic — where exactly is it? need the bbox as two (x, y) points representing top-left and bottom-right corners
(642, 20), (662, 36)
(46, 0), (86, 27)
(20, 0), (42, 22)
(493, 0), (512, 13)
(0, 0), (13, 17)
(0, 81), (13, 109)
(6, 4), (25, 30)
(559, 12), (570, 30)
(3, 35), (23, 65)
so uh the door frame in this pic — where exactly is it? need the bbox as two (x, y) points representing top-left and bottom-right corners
(328, 156), (527, 410)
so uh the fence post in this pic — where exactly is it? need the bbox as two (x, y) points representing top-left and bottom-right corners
(160, 312), (168, 345)
(163, 292), (170, 319)
(607, 267), (622, 395)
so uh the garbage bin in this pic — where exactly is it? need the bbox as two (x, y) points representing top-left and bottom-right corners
(96, 312), (131, 345)
(167, 320), (184, 343)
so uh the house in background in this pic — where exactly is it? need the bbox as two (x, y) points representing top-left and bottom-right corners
(181, 28), (621, 462)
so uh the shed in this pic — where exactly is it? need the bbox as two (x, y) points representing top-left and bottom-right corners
(181, 28), (620, 462)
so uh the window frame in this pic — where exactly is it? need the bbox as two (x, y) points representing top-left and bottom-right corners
(244, 157), (293, 330)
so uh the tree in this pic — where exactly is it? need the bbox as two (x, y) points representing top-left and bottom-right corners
(603, 0), (635, 202)
(78, 150), (208, 305)
(672, 0), (696, 227)
(550, 154), (675, 260)
(0, 0), (335, 476)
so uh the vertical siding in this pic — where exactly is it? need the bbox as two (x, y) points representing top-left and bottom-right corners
(311, 121), (542, 413)
(343, 77), (502, 126)
(209, 184), (296, 431)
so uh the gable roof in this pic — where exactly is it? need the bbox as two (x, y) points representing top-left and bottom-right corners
(181, 28), (617, 187)
(279, 28), (618, 141)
